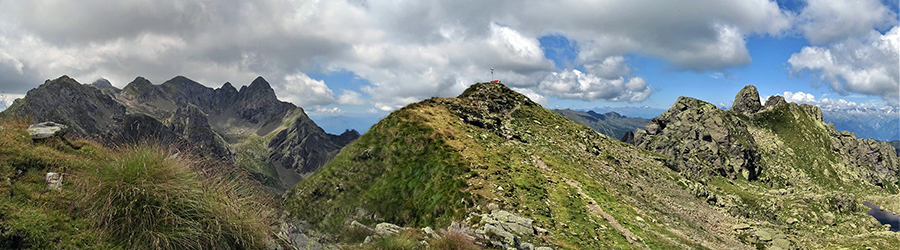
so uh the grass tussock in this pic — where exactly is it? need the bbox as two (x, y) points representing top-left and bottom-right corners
(0, 117), (275, 249)
(428, 227), (481, 250)
(79, 145), (274, 250)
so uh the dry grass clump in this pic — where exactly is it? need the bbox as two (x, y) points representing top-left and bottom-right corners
(78, 145), (274, 250)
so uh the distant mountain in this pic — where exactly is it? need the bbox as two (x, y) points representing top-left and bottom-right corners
(822, 108), (899, 141)
(1, 75), (358, 190)
(589, 106), (667, 119)
(553, 109), (649, 140)
(307, 114), (384, 134)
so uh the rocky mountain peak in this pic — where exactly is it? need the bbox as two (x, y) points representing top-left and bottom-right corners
(242, 76), (278, 99)
(91, 78), (114, 89)
(731, 85), (762, 115)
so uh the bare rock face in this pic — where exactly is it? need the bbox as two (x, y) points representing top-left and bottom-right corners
(167, 105), (236, 163)
(829, 130), (900, 186)
(3, 75), (126, 138)
(268, 110), (360, 186)
(634, 96), (761, 181)
(731, 85), (762, 115)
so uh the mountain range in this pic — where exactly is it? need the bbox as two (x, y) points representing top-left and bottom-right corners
(286, 82), (900, 249)
(1, 75), (358, 190)
(2, 76), (900, 249)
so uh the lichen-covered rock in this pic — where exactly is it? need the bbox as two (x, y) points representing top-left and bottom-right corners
(375, 223), (401, 236)
(28, 122), (68, 139)
(732, 85), (762, 115)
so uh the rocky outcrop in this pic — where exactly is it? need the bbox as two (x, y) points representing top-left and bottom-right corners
(635, 84), (899, 188)
(268, 110), (360, 186)
(829, 130), (900, 186)
(634, 96), (761, 180)
(620, 130), (635, 145)
(731, 85), (762, 115)
(474, 210), (552, 250)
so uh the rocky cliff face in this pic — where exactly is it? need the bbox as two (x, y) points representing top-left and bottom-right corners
(268, 110), (359, 186)
(167, 105), (236, 163)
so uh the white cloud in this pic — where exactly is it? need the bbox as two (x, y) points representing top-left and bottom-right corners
(539, 69), (651, 103)
(310, 106), (342, 115)
(337, 89), (365, 105)
(0, 93), (25, 111)
(511, 87), (547, 106)
(788, 26), (900, 106)
(277, 73), (336, 107)
(584, 56), (631, 79)
(781, 91), (880, 110)
(796, 0), (898, 44)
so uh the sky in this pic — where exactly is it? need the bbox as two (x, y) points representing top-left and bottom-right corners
(0, 0), (898, 124)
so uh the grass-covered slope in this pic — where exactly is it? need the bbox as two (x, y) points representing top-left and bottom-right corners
(0, 118), (276, 249)
(287, 82), (757, 249)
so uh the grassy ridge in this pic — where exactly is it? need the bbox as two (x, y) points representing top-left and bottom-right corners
(286, 101), (470, 232)
(0, 118), (275, 249)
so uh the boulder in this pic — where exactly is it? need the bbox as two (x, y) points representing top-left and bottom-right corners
(731, 85), (762, 115)
(28, 122), (68, 139)
(375, 223), (401, 236)
(620, 130), (635, 145)
(45, 172), (62, 190)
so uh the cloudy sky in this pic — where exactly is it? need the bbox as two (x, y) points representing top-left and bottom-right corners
(0, 0), (898, 122)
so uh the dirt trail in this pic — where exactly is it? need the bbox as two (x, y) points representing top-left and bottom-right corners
(531, 156), (648, 250)
(563, 179), (649, 250)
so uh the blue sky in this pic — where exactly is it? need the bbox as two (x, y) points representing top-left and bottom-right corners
(0, 0), (897, 131)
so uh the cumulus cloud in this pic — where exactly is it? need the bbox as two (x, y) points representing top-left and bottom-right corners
(337, 90), (365, 105)
(788, 26), (900, 106)
(796, 0), (898, 44)
(539, 69), (651, 103)
(277, 73), (337, 107)
(781, 91), (879, 110)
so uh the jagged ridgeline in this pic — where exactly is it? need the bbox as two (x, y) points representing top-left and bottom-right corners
(1, 75), (358, 190)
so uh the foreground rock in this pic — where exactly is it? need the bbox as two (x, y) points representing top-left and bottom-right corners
(28, 122), (68, 139)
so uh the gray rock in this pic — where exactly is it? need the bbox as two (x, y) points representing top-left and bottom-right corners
(45, 172), (62, 190)
(491, 210), (535, 236)
(764, 95), (786, 107)
(28, 122), (67, 139)
(535, 247), (553, 250)
(732, 85), (762, 115)
(423, 226), (439, 239)
(375, 223), (401, 236)
(519, 242), (534, 250)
